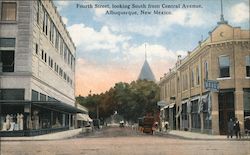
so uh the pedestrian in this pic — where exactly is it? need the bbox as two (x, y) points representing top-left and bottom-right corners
(234, 118), (241, 139)
(227, 118), (234, 138)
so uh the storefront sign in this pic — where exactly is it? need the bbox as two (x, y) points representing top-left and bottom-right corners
(204, 80), (219, 92)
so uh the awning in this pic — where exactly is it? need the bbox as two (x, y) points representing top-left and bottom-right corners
(77, 114), (92, 122)
(0, 100), (85, 113)
(32, 101), (84, 113)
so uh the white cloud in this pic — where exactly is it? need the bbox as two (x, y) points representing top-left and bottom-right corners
(67, 23), (130, 53)
(163, 10), (206, 27)
(102, 9), (210, 37)
(55, 1), (70, 11)
(230, 2), (249, 23)
(62, 17), (68, 25)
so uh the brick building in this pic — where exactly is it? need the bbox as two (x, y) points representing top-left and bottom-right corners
(159, 18), (250, 135)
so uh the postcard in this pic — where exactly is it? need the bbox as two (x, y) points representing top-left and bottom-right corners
(0, 0), (249, 154)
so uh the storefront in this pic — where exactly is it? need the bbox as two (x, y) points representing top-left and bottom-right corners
(0, 101), (83, 137)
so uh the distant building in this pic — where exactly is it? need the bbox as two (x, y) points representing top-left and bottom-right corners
(138, 48), (156, 82)
(0, 0), (83, 136)
(159, 10), (250, 134)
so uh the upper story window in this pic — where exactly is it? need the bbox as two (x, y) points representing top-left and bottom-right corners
(196, 66), (200, 85)
(204, 61), (208, 80)
(246, 55), (250, 77)
(36, 0), (40, 24)
(1, 2), (17, 21)
(219, 56), (230, 78)
(191, 69), (194, 87)
(0, 38), (15, 72)
(0, 51), (14, 72)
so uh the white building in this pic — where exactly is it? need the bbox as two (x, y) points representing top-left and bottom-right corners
(0, 0), (82, 136)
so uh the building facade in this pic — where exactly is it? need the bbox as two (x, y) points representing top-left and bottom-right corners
(159, 21), (250, 135)
(0, 0), (81, 136)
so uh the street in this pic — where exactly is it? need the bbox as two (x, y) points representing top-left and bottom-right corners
(1, 127), (250, 155)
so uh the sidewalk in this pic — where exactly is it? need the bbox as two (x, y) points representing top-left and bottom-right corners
(0, 128), (86, 141)
(157, 130), (249, 140)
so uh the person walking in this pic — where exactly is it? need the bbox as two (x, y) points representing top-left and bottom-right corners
(227, 118), (234, 138)
(234, 118), (241, 139)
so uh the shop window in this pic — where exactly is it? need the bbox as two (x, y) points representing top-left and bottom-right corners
(1, 2), (16, 21)
(0, 51), (15, 72)
(0, 89), (24, 100)
(191, 100), (201, 129)
(32, 90), (39, 101)
(219, 56), (230, 78)
(244, 90), (250, 119)
(246, 56), (250, 77)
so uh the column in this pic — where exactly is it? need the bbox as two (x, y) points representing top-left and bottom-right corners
(211, 92), (219, 135)
(50, 111), (53, 128)
(200, 113), (204, 133)
(235, 90), (244, 133)
(69, 114), (71, 128)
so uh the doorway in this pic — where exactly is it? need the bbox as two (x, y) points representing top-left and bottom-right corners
(218, 91), (235, 135)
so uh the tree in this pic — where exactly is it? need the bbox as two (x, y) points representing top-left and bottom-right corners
(76, 80), (160, 123)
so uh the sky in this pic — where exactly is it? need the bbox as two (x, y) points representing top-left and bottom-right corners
(53, 0), (249, 96)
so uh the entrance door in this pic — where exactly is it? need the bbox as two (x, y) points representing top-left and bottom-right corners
(218, 92), (235, 135)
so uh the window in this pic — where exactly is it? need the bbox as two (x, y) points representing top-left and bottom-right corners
(1, 2), (16, 21)
(36, 0), (40, 24)
(191, 100), (201, 129)
(0, 51), (14, 72)
(244, 90), (250, 131)
(204, 61), (208, 80)
(49, 56), (51, 67)
(50, 20), (55, 43)
(246, 56), (250, 77)
(44, 53), (47, 62)
(0, 38), (15, 47)
(191, 69), (194, 87)
(219, 56), (230, 78)
(60, 37), (63, 56)
(41, 50), (44, 60)
(63, 72), (67, 80)
(40, 93), (46, 101)
(32, 90), (39, 101)
(64, 45), (68, 62)
(55, 31), (59, 49)
(196, 66), (200, 85)
(35, 44), (38, 55)
(43, 10), (48, 35)
(54, 62), (57, 71)
(0, 89), (24, 100)
(59, 68), (63, 76)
